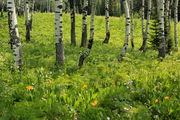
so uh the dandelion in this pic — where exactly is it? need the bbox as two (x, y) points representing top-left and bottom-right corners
(91, 100), (98, 106)
(155, 99), (159, 103)
(164, 96), (170, 100)
(83, 84), (87, 89)
(26, 86), (33, 90)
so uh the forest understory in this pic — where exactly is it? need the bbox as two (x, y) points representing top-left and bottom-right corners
(0, 13), (180, 120)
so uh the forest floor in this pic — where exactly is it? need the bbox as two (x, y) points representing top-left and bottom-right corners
(0, 13), (180, 120)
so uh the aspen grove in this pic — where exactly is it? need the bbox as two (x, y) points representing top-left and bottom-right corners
(0, 0), (179, 119)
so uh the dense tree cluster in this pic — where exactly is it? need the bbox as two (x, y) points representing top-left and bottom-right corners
(0, 0), (179, 69)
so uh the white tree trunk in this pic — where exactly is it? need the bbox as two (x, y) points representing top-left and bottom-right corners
(141, 0), (145, 41)
(25, 0), (31, 41)
(174, 0), (179, 51)
(47, 0), (50, 12)
(7, 0), (23, 70)
(118, 0), (131, 62)
(80, 0), (88, 47)
(139, 0), (152, 52)
(79, 0), (96, 67)
(103, 0), (110, 43)
(130, 0), (134, 49)
(157, 0), (166, 57)
(55, 0), (64, 65)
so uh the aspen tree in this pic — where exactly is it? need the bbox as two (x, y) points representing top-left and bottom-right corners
(79, 0), (96, 67)
(47, 0), (50, 12)
(118, 0), (130, 62)
(130, 0), (134, 49)
(25, 0), (31, 41)
(55, 0), (64, 65)
(164, 0), (171, 52)
(103, 0), (110, 44)
(141, 0), (145, 44)
(7, 0), (23, 70)
(80, 0), (88, 47)
(174, 0), (179, 51)
(69, 0), (76, 46)
(157, 0), (166, 57)
(139, 0), (152, 52)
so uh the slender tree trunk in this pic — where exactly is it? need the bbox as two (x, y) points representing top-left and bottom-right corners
(32, 0), (35, 14)
(1, 0), (4, 17)
(47, 0), (50, 12)
(157, 0), (166, 57)
(17, 0), (24, 16)
(69, 0), (76, 46)
(103, 0), (110, 43)
(118, 0), (131, 62)
(25, 0), (31, 41)
(80, 0), (88, 47)
(140, 0), (145, 46)
(174, 0), (179, 51)
(30, 0), (35, 30)
(165, 0), (170, 53)
(7, 0), (23, 70)
(130, 0), (134, 49)
(79, 0), (96, 67)
(55, 0), (64, 65)
(139, 0), (152, 52)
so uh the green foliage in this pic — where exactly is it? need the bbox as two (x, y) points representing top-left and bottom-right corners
(0, 13), (180, 120)
(149, 18), (160, 49)
(149, 5), (174, 53)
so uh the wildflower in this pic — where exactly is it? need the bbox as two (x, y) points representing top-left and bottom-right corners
(154, 85), (159, 89)
(83, 84), (87, 89)
(26, 86), (33, 90)
(91, 100), (98, 106)
(107, 117), (110, 120)
(155, 99), (159, 103)
(164, 96), (170, 100)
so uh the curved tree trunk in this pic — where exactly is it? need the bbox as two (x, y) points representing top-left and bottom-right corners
(55, 0), (64, 65)
(130, 0), (134, 49)
(103, 0), (110, 44)
(174, 0), (179, 51)
(157, 0), (166, 58)
(69, 0), (76, 46)
(7, 0), (23, 70)
(139, 0), (152, 52)
(79, 0), (96, 67)
(25, 0), (31, 41)
(118, 0), (130, 62)
(80, 0), (88, 47)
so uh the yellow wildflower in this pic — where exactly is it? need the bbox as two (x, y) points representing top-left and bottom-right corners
(155, 99), (159, 103)
(164, 96), (170, 100)
(91, 100), (98, 106)
(26, 86), (33, 90)
(83, 84), (87, 89)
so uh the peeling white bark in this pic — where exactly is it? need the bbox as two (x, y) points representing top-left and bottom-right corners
(25, 0), (31, 41)
(55, 0), (64, 65)
(157, 0), (166, 57)
(174, 0), (179, 51)
(80, 0), (88, 47)
(103, 0), (110, 43)
(7, 0), (22, 69)
(118, 0), (131, 62)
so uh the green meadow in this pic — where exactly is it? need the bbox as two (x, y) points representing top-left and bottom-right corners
(0, 13), (180, 120)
